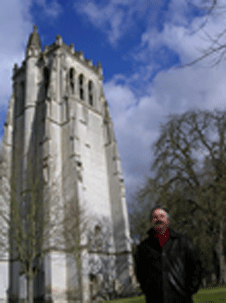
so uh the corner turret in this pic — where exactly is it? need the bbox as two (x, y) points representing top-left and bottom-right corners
(26, 25), (41, 58)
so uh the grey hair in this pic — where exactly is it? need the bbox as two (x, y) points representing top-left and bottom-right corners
(150, 204), (171, 221)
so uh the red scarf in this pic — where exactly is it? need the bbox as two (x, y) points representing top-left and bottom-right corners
(153, 227), (170, 248)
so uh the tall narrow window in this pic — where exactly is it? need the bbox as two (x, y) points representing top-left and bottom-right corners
(69, 68), (75, 94)
(43, 67), (49, 98)
(88, 80), (94, 106)
(79, 74), (84, 100)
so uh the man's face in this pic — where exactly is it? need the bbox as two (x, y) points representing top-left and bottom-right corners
(151, 208), (169, 234)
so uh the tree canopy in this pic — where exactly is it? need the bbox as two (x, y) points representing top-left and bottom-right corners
(134, 109), (226, 285)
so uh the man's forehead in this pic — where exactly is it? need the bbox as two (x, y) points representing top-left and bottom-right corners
(153, 208), (167, 215)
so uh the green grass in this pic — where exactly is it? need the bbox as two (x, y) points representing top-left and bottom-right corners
(105, 296), (145, 303)
(194, 285), (226, 302)
(106, 285), (226, 302)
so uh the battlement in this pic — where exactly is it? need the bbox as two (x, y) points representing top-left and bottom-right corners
(25, 27), (103, 79)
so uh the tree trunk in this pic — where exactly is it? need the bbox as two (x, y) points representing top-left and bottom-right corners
(27, 269), (34, 303)
(218, 221), (226, 285)
(75, 198), (84, 302)
(77, 249), (83, 302)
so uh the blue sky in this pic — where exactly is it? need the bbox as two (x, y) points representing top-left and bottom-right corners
(1, 0), (226, 205)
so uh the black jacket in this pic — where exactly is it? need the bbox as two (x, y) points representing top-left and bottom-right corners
(134, 228), (202, 303)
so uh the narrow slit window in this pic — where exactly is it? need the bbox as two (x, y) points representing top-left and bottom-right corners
(79, 74), (84, 100)
(43, 67), (50, 98)
(69, 68), (75, 94)
(88, 80), (93, 106)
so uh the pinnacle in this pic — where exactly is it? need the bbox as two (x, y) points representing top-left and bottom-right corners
(27, 25), (41, 52)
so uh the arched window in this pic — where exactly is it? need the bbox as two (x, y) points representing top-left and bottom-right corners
(43, 67), (50, 98)
(88, 80), (94, 106)
(79, 74), (84, 100)
(69, 68), (75, 94)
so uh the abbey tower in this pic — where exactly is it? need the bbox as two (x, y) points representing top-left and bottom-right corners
(0, 26), (135, 302)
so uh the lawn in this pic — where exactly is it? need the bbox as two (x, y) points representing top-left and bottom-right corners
(106, 285), (226, 302)
(194, 285), (226, 302)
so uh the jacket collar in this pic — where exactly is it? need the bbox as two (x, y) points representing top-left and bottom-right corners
(147, 227), (179, 239)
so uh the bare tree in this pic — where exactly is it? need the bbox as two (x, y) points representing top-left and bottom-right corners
(0, 152), (65, 303)
(136, 109), (226, 286)
(62, 197), (88, 302)
(182, 0), (226, 67)
(87, 216), (116, 301)
(63, 197), (136, 302)
(63, 204), (117, 302)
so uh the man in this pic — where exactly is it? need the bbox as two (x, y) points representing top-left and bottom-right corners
(134, 204), (202, 303)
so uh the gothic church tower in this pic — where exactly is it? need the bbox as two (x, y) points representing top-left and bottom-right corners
(1, 26), (135, 302)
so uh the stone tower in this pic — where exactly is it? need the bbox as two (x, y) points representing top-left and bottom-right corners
(0, 26), (135, 302)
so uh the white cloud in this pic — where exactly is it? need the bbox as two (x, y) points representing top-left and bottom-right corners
(76, 1), (126, 44)
(0, 0), (33, 145)
(167, 0), (190, 25)
(104, 80), (137, 123)
(34, 0), (62, 18)
(0, 0), (33, 109)
(75, 0), (163, 45)
(104, 76), (165, 198)
(151, 63), (226, 113)
(137, 0), (226, 67)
